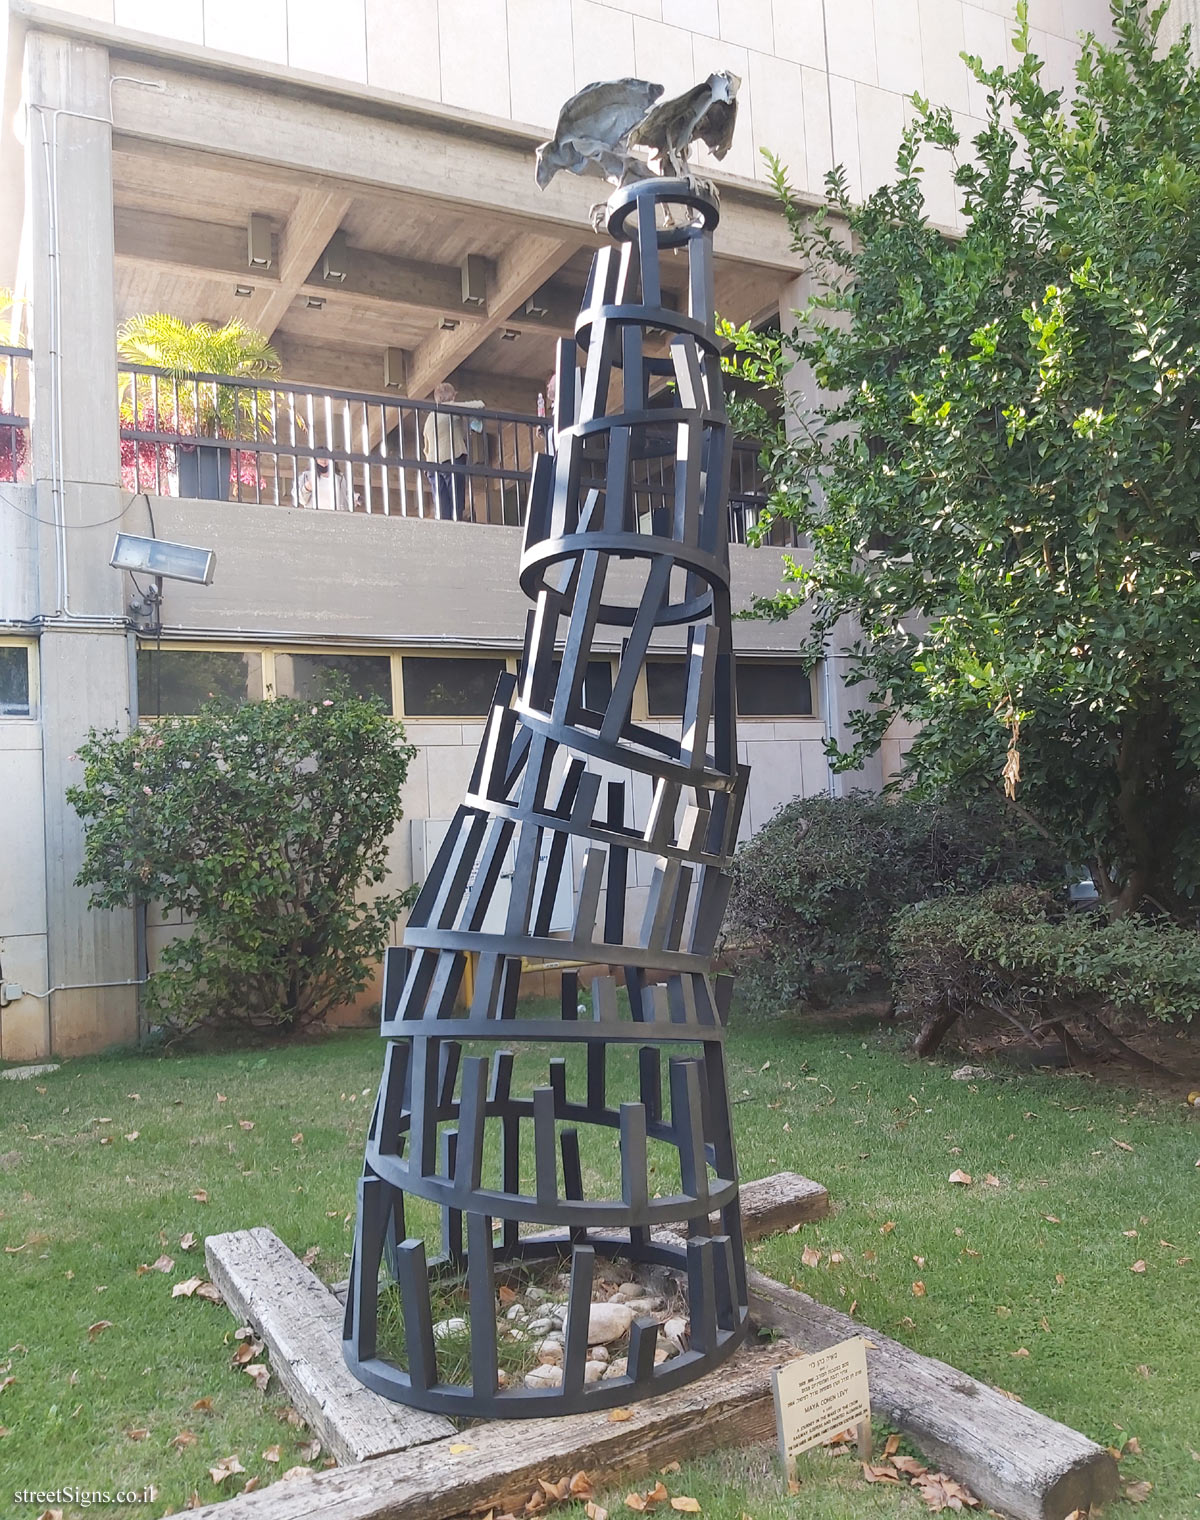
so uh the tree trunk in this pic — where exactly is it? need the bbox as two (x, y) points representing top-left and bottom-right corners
(914, 1002), (960, 1057)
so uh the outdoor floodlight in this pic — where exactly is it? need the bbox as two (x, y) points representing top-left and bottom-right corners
(247, 213), (273, 268)
(384, 347), (406, 389)
(460, 253), (487, 307)
(110, 533), (216, 586)
(323, 229), (349, 283)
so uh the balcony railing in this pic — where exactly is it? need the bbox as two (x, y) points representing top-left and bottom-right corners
(117, 364), (790, 544)
(0, 346), (31, 483)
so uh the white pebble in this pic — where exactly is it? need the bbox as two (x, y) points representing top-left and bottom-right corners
(505, 1303), (527, 1321)
(586, 1301), (635, 1343)
(584, 1360), (607, 1383)
(525, 1364), (563, 1389)
(432, 1317), (467, 1341)
(622, 1296), (666, 1315)
(589, 1345), (610, 1363)
(525, 1286), (548, 1302)
(663, 1316), (688, 1346)
(538, 1339), (564, 1363)
(615, 1282), (645, 1302)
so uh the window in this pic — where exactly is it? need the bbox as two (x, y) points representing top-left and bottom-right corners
(0, 643), (31, 717)
(274, 652), (392, 711)
(736, 661), (813, 718)
(402, 656), (507, 718)
(547, 658), (614, 713)
(645, 658), (686, 717)
(138, 649), (264, 717)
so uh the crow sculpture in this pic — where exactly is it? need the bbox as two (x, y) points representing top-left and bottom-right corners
(534, 77), (665, 190)
(631, 70), (741, 180)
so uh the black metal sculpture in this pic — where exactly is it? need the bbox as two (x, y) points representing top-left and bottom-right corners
(344, 175), (749, 1418)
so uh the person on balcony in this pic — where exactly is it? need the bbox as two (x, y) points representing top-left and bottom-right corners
(298, 456), (349, 511)
(422, 381), (484, 520)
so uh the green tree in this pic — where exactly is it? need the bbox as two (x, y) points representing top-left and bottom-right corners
(67, 692), (416, 1034)
(727, 1), (1200, 919)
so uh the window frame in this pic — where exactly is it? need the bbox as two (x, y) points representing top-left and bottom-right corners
(0, 635), (37, 720)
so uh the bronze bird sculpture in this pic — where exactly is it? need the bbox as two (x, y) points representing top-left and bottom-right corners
(535, 77), (665, 190)
(631, 70), (740, 180)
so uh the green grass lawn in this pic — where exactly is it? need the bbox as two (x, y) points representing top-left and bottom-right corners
(1, 1008), (1196, 1518)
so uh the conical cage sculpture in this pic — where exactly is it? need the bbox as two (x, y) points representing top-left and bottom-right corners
(344, 178), (750, 1417)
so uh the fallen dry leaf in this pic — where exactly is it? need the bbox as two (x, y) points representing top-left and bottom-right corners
(301, 1246), (320, 1268)
(192, 1190), (209, 1203)
(585, 1504), (608, 1520)
(262, 1444), (282, 1462)
(1011, 1347), (1030, 1358)
(299, 1438), (323, 1463)
(884, 1434), (901, 1457)
(243, 1477), (261, 1493)
(862, 1463), (900, 1483)
(801, 1246), (821, 1269)
(948, 1169), (972, 1186)
(1124, 1480), (1153, 1503)
(151, 1255), (174, 1274)
(912, 1281), (926, 1297)
(231, 1339), (264, 1367)
(281, 1465), (315, 1481)
(1130, 1260), (1148, 1274)
(1042, 1215), (1061, 1225)
(624, 1496), (647, 1513)
(208, 1454), (245, 1486)
(1124, 1436), (1143, 1456)
(245, 1363), (270, 1393)
(0, 1377), (15, 1393)
(609, 1407), (632, 1422)
(658, 1463), (681, 1477)
(914, 1471), (981, 1511)
(291, 1133), (304, 1145)
(829, 1251), (845, 1265)
(170, 1430), (198, 1450)
(87, 1320), (113, 1341)
(893, 1455), (928, 1478)
(239, 1120), (255, 1131)
(124, 1131), (139, 1142)
(669, 1499), (701, 1512)
(1111, 1138), (1135, 1152)
(569, 1472), (595, 1498)
(173, 1277), (204, 1299)
(196, 1282), (222, 1304)
(984, 1174), (1001, 1188)
(180, 1232), (197, 1252)
(880, 1220), (896, 1234)
(192, 1397), (213, 1412)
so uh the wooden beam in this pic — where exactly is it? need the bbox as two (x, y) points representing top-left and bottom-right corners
(729, 1171), (830, 1236)
(181, 1334), (784, 1520)
(242, 187), (352, 338)
(406, 234), (573, 398)
(204, 1227), (453, 1465)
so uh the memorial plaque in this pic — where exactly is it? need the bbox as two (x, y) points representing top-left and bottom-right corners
(772, 1337), (871, 1477)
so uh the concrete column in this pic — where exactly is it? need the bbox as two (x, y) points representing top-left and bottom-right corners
(22, 29), (138, 1056)
(779, 263), (884, 798)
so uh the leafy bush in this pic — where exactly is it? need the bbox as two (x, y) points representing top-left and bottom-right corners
(67, 692), (416, 1035)
(892, 886), (1200, 1055)
(724, 792), (1063, 1012)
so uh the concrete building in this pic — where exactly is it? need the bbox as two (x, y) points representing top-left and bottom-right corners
(0, 0), (1117, 1060)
